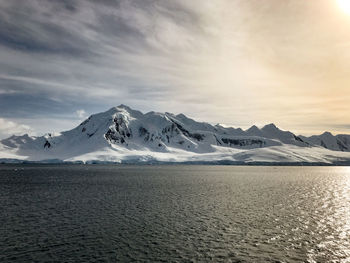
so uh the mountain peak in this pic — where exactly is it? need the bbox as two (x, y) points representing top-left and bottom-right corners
(247, 125), (260, 131)
(262, 123), (278, 130)
(245, 125), (262, 136)
(117, 104), (132, 109)
(321, 131), (333, 137)
(176, 113), (187, 118)
(104, 105), (144, 118)
(106, 104), (134, 113)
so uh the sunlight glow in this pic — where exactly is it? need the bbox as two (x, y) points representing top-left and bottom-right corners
(337, 0), (350, 15)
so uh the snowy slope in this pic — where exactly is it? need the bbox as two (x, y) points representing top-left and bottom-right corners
(1, 105), (350, 164)
(300, 132), (350, 152)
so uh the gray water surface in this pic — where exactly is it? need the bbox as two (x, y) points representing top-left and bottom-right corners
(1, 165), (350, 262)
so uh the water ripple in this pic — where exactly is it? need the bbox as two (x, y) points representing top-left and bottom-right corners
(0, 165), (350, 262)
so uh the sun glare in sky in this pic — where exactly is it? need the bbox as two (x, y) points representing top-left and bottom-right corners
(1, 1), (350, 137)
(338, 0), (350, 15)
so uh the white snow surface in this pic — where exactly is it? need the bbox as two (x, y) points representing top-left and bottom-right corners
(1, 105), (350, 164)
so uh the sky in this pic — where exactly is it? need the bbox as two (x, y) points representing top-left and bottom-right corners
(0, 0), (350, 138)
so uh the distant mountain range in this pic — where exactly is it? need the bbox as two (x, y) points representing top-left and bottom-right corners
(1, 105), (350, 164)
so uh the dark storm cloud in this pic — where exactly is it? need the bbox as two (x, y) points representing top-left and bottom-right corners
(0, 0), (206, 128)
(0, 20), (91, 57)
(0, 1), (90, 56)
(0, 0), (204, 136)
(0, 0), (201, 56)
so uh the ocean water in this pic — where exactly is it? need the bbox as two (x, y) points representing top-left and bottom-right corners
(1, 165), (350, 262)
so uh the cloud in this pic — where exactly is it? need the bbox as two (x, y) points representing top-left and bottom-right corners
(0, 0), (349, 135)
(76, 109), (86, 119)
(0, 118), (33, 139)
(0, 0), (213, 119)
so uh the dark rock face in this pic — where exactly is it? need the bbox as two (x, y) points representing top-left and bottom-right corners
(87, 130), (96, 137)
(221, 138), (265, 147)
(44, 140), (51, 148)
(139, 127), (149, 136)
(214, 135), (222, 146)
(162, 123), (179, 135)
(336, 136), (350, 151)
(103, 113), (270, 151)
(294, 135), (306, 143)
(113, 116), (132, 138)
(338, 136), (350, 146)
(169, 119), (204, 141)
(337, 140), (348, 151)
(104, 115), (133, 144)
(105, 128), (123, 143)
(79, 117), (90, 126)
(139, 127), (150, 141)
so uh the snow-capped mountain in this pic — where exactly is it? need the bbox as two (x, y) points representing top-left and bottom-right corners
(1, 105), (350, 164)
(300, 132), (350, 152)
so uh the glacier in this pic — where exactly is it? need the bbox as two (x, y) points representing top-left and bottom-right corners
(1, 104), (350, 164)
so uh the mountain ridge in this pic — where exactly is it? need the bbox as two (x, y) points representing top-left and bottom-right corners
(1, 104), (350, 164)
